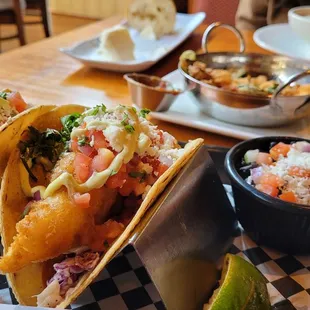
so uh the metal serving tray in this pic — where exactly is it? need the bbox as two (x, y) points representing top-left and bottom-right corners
(178, 22), (310, 127)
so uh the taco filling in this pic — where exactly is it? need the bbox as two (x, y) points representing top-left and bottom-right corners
(0, 104), (189, 307)
(0, 89), (27, 125)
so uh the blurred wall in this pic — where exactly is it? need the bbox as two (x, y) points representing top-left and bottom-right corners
(49, 0), (132, 18)
(190, 0), (239, 25)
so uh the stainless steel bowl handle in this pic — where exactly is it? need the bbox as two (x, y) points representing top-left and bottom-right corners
(201, 22), (246, 53)
(271, 69), (310, 113)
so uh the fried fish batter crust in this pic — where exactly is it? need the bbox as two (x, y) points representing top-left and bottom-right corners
(0, 190), (92, 273)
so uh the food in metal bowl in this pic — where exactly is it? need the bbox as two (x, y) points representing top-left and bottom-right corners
(180, 51), (310, 97)
(242, 141), (310, 205)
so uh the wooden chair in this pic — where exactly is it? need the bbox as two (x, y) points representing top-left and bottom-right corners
(0, 0), (50, 50)
(25, 0), (51, 38)
(0, 0), (26, 46)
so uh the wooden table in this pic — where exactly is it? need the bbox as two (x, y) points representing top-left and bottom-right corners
(0, 16), (271, 148)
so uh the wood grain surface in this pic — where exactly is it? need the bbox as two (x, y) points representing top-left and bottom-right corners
(0, 16), (272, 147)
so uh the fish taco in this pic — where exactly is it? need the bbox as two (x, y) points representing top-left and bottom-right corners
(0, 103), (203, 308)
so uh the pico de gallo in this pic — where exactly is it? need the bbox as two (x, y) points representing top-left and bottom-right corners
(16, 104), (185, 307)
(243, 141), (310, 205)
(0, 89), (27, 126)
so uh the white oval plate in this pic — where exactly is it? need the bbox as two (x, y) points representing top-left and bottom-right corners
(254, 23), (310, 61)
(60, 12), (206, 73)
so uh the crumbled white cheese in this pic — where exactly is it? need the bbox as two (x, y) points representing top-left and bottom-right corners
(262, 147), (310, 205)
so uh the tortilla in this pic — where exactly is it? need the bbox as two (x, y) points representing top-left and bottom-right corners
(0, 104), (203, 307)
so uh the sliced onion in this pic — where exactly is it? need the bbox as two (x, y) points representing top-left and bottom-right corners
(33, 191), (41, 201)
(250, 167), (263, 184)
(294, 141), (310, 152)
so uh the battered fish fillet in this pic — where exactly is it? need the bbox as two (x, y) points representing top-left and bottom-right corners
(0, 190), (91, 273)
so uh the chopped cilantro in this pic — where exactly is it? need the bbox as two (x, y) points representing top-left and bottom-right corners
(124, 124), (135, 133)
(18, 126), (65, 181)
(139, 108), (150, 118)
(129, 170), (147, 182)
(89, 104), (107, 116)
(0, 91), (8, 100)
(78, 136), (89, 146)
(90, 106), (99, 116)
(61, 113), (81, 143)
(104, 240), (109, 248)
(121, 113), (135, 133)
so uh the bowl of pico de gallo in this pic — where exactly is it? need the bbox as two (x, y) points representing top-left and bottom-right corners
(225, 136), (310, 254)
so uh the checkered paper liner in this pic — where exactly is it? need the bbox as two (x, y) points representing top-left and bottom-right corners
(0, 186), (310, 310)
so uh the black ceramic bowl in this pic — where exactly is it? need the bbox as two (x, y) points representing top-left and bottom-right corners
(225, 136), (310, 254)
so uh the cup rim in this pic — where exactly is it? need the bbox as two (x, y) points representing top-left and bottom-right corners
(289, 6), (310, 23)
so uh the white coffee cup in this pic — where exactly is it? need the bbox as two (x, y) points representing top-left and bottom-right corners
(288, 6), (310, 43)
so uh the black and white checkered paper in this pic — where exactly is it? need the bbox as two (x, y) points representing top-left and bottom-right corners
(1, 186), (310, 309)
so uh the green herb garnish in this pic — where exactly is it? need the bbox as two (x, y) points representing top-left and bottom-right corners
(129, 170), (147, 182)
(18, 126), (65, 181)
(104, 240), (109, 248)
(139, 108), (150, 118)
(121, 113), (135, 133)
(0, 91), (8, 100)
(78, 136), (89, 146)
(61, 113), (81, 143)
(124, 124), (135, 133)
(89, 104), (107, 116)
(266, 83), (279, 94)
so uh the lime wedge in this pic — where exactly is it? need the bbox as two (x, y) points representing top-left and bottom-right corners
(204, 254), (271, 310)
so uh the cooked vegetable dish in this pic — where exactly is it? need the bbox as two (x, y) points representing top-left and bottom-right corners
(179, 51), (310, 97)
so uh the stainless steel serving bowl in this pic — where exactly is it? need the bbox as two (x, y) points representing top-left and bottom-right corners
(178, 22), (310, 127)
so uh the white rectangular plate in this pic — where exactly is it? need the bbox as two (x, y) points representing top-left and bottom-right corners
(151, 70), (310, 140)
(59, 13), (206, 72)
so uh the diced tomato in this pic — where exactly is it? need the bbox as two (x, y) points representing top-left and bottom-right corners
(71, 138), (79, 152)
(134, 181), (147, 196)
(256, 184), (279, 197)
(270, 142), (291, 160)
(6, 91), (27, 112)
(92, 148), (115, 172)
(106, 172), (127, 189)
(256, 152), (273, 165)
(288, 166), (310, 178)
(73, 193), (91, 208)
(119, 164), (127, 173)
(158, 130), (164, 144)
(78, 145), (96, 158)
(258, 173), (284, 187)
(119, 178), (136, 196)
(74, 153), (92, 183)
(91, 130), (108, 150)
(156, 163), (169, 177)
(279, 191), (297, 203)
(146, 174), (157, 185)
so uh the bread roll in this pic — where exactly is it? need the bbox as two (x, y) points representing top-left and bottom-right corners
(127, 0), (176, 40)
